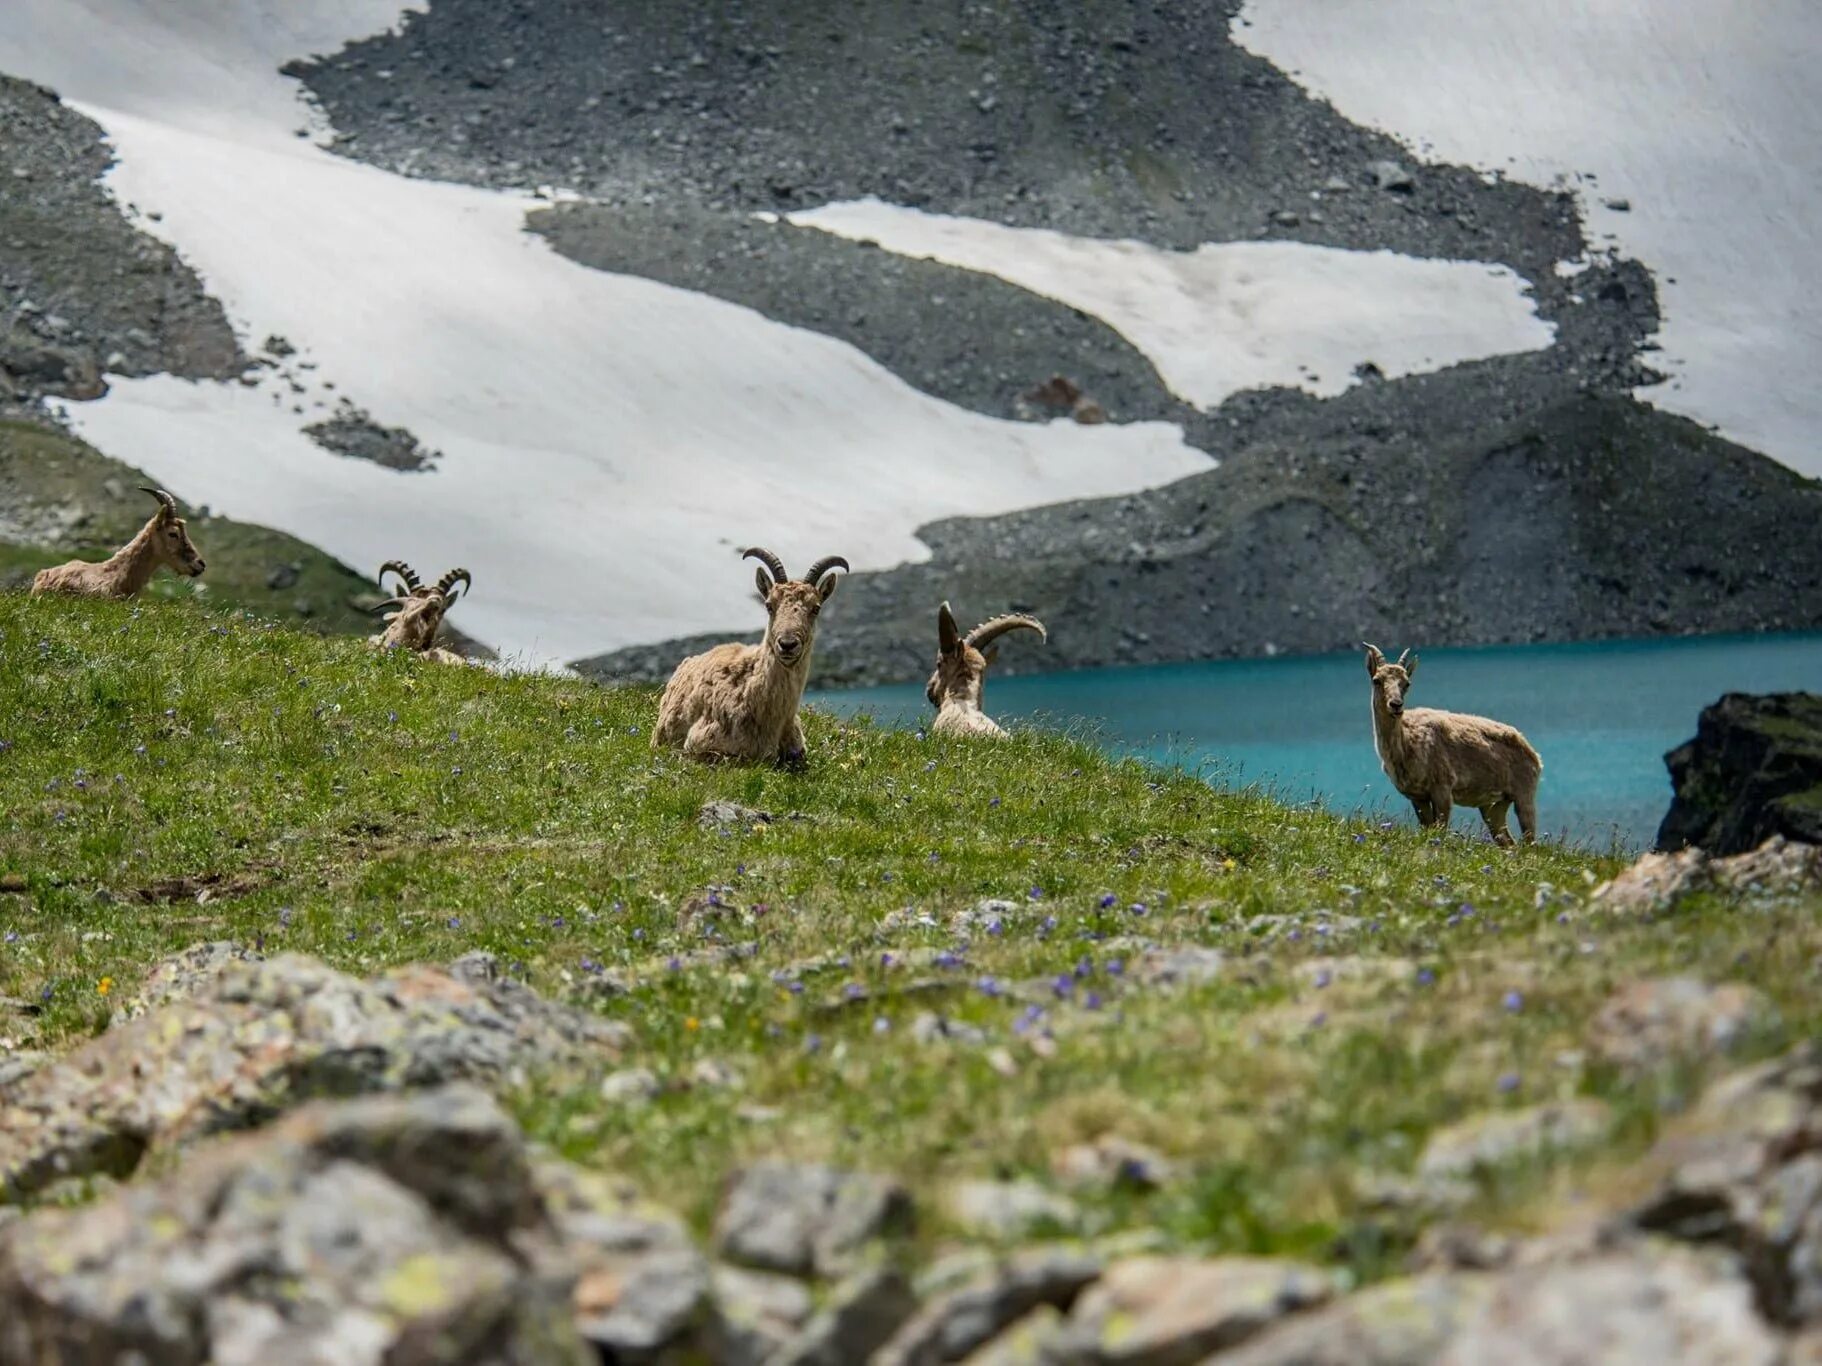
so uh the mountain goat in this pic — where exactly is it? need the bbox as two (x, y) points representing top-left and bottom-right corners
(653, 547), (848, 765)
(1364, 643), (1542, 846)
(368, 561), (471, 665)
(926, 601), (1047, 738)
(30, 487), (206, 599)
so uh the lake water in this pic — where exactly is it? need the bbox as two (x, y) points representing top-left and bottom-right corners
(812, 633), (1822, 852)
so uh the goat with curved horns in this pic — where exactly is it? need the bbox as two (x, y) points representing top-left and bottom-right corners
(927, 602), (1047, 738)
(367, 561), (472, 665)
(653, 547), (848, 765)
(1364, 642), (1542, 846)
(31, 487), (206, 599)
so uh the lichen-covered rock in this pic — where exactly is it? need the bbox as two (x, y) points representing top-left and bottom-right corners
(1218, 1242), (1777, 1365)
(1658, 692), (1822, 855)
(943, 1179), (1082, 1240)
(107, 938), (264, 1022)
(1052, 1255), (1332, 1364)
(1595, 836), (1822, 914)
(1416, 1100), (1614, 1182)
(1588, 977), (1776, 1071)
(714, 1161), (912, 1277)
(535, 1159), (710, 1361)
(707, 1265), (815, 1365)
(876, 1248), (1103, 1366)
(0, 1087), (589, 1365)
(1628, 1044), (1822, 1323)
(773, 1266), (918, 1366)
(0, 947), (630, 1201)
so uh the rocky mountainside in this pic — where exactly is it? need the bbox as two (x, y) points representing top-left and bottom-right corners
(290, 0), (1822, 683)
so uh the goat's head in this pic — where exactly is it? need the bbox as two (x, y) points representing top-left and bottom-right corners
(1363, 642), (1418, 716)
(744, 547), (847, 668)
(375, 564), (471, 651)
(142, 488), (206, 577)
(927, 602), (1047, 709)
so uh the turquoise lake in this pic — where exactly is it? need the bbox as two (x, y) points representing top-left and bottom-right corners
(812, 633), (1822, 852)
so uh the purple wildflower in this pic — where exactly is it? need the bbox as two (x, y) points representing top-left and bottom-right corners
(1417, 967), (1436, 986)
(805, 1033), (823, 1054)
(976, 976), (1002, 998)
(1052, 975), (1075, 998)
(1099, 893), (1117, 909)
(1314, 968), (1332, 989)
(1129, 903), (1148, 917)
(1084, 992), (1103, 1011)
(1028, 886), (1044, 901)
(1497, 1072), (1520, 1093)
(1503, 990), (1524, 1013)
(987, 917), (1005, 936)
(1107, 958), (1124, 977)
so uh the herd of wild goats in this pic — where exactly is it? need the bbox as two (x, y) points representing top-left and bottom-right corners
(28, 486), (1545, 845)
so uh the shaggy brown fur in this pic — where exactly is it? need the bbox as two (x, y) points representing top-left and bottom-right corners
(30, 488), (206, 598)
(1365, 643), (1542, 846)
(926, 602), (1047, 738)
(653, 547), (848, 765)
(367, 561), (470, 665)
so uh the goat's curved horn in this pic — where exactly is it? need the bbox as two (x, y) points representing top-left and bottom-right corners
(967, 614), (1047, 650)
(800, 555), (850, 585)
(371, 596), (407, 613)
(435, 568), (472, 603)
(938, 601), (961, 654)
(378, 560), (421, 594)
(139, 486), (178, 517)
(742, 547), (788, 585)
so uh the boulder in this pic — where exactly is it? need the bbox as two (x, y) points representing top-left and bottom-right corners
(942, 1179), (1082, 1239)
(0, 946), (629, 1201)
(0, 1087), (589, 1365)
(714, 1161), (911, 1277)
(1658, 692), (1822, 854)
(1594, 836), (1822, 913)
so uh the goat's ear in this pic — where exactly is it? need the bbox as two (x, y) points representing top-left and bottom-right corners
(938, 601), (960, 654)
(1363, 643), (1385, 676)
(754, 568), (773, 601)
(816, 571), (841, 603)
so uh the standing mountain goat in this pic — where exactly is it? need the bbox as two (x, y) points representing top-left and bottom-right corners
(926, 601), (1047, 738)
(30, 487), (206, 598)
(368, 561), (471, 665)
(1364, 643), (1542, 846)
(653, 547), (848, 765)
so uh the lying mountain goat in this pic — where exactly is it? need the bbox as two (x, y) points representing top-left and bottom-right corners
(653, 547), (848, 765)
(368, 561), (471, 665)
(1364, 643), (1542, 846)
(926, 601), (1047, 738)
(30, 487), (206, 599)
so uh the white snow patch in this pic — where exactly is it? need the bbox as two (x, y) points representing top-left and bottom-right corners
(0, 0), (1208, 665)
(788, 199), (1555, 410)
(1235, 0), (1822, 477)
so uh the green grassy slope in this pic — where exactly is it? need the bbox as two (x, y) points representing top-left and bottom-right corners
(2, 592), (1816, 1276)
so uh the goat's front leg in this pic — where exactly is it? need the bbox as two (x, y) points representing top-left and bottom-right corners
(1409, 796), (1434, 827)
(776, 715), (808, 770)
(682, 717), (736, 762)
(1480, 800), (1515, 848)
(1426, 791), (1453, 832)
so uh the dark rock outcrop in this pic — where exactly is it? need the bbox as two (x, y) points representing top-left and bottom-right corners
(1658, 694), (1822, 854)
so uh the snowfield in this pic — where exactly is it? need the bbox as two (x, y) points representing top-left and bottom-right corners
(789, 201), (1556, 411)
(1236, 0), (1822, 479)
(0, 0), (1215, 664)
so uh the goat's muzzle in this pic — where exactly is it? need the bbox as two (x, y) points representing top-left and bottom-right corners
(189, 560), (207, 577)
(774, 634), (804, 663)
(1388, 699), (1404, 716)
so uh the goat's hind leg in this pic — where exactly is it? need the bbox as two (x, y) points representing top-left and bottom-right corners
(1480, 800), (1515, 849)
(1515, 788), (1540, 845)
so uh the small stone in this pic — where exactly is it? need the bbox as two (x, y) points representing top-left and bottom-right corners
(1365, 159), (1415, 192)
(1058, 1256), (1332, 1363)
(1588, 977), (1776, 1070)
(600, 1067), (663, 1103)
(1051, 1136), (1175, 1191)
(773, 1266), (917, 1365)
(699, 799), (773, 829)
(1417, 1100), (1613, 1182)
(943, 1179), (1081, 1239)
